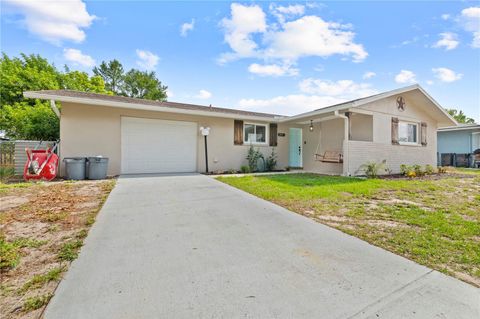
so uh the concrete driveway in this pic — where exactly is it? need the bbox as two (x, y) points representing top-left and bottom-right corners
(45, 174), (479, 319)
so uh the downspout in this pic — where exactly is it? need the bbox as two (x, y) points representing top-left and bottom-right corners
(334, 110), (350, 176)
(50, 100), (60, 118)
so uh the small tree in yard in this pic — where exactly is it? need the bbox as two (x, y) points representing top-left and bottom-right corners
(265, 148), (277, 171)
(246, 145), (263, 172)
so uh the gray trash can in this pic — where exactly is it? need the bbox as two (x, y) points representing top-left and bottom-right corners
(87, 157), (109, 180)
(63, 157), (86, 180)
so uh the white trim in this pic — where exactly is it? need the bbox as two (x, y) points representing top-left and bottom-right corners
(438, 124), (480, 132)
(243, 122), (268, 145)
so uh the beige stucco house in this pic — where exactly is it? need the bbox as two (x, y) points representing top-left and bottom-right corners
(24, 84), (456, 176)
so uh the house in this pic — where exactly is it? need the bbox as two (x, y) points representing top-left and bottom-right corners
(437, 124), (480, 167)
(24, 84), (456, 176)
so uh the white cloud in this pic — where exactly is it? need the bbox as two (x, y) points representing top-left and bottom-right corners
(270, 4), (305, 23)
(299, 79), (377, 97)
(395, 70), (416, 84)
(63, 48), (95, 67)
(473, 32), (480, 48)
(219, 3), (367, 64)
(248, 63), (298, 77)
(166, 89), (174, 98)
(219, 3), (267, 61)
(432, 67), (463, 82)
(274, 4), (305, 16)
(180, 19), (195, 37)
(433, 32), (459, 50)
(4, 0), (95, 44)
(135, 50), (159, 70)
(363, 71), (376, 79)
(238, 78), (378, 115)
(441, 14), (451, 20)
(195, 89), (212, 99)
(426, 80), (434, 85)
(238, 94), (345, 115)
(460, 7), (480, 48)
(265, 16), (368, 62)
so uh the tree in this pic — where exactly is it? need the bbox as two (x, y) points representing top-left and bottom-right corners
(446, 109), (475, 124)
(93, 59), (124, 94)
(121, 69), (168, 100)
(0, 53), (110, 140)
(60, 71), (109, 93)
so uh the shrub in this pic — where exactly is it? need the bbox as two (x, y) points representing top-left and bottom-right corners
(400, 164), (410, 175)
(240, 165), (251, 174)
(246, 145), (263, 172)
(437, 166), (447, 174)
(0, 166), (15, 183)
(358, 160), (389, 178)
(265, 148), (277, 171)
(413, 164), (424, 176)
(425, 164), (435, 175)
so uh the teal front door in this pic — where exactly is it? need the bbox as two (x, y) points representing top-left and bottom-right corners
(289, 128), (303, 167)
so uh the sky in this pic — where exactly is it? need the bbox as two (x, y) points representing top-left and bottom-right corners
(1, 0), (479, 122)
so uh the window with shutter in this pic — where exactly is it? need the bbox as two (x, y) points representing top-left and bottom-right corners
(234, 120), (243, 145)
(269, 123), (278, 146)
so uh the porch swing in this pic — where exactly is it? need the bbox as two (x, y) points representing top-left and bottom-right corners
(313, 127), (343, 163)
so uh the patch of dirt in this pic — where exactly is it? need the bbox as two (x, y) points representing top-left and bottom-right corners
(0, 196), (30, 211)
(0, 179), (115, 319)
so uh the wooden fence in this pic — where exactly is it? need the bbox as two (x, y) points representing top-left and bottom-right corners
(0, 141), (15, 168)
(0, 140), (56, 175)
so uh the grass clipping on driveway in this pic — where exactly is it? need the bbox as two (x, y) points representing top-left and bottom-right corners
(0, 179), (115, 319)
(217, 172), (480, 287)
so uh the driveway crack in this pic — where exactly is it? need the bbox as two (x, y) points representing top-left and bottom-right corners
(346, 270), (434, 319)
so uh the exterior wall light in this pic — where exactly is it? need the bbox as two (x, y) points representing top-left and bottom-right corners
(309, 120), (314, 132)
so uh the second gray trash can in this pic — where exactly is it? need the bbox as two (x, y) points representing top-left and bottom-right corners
(64, 157), (86, 180)
(87, 157), (109, 180)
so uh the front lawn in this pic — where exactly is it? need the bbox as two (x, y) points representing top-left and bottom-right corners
(0, 179), (116, 319)
(217, 171), (480, 287)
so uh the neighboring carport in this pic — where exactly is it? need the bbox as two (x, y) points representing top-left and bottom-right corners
(44, 174), (479, 319)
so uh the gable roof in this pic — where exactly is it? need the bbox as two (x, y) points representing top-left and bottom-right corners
(279, 84), (457, 127)
(24, 85), (457, 126)
(23, 90), (285, 122)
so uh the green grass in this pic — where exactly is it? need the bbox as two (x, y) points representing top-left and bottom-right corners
(0, 235), (20, 270)
(23, 293), (53, 312)
(19, 267), (64, 293)
(0, 182), (34, 193)
(57, 240), (83, 262)
(0, 236), (47, 270)
(453, 167), (480, 175)
(217, 173), (480, 286)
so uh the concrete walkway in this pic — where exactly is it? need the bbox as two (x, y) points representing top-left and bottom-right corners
(45, 174), (479, 319)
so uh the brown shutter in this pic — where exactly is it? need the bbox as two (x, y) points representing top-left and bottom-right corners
(421, 122), (427, 146)
(269, 123), (278, 146)
(234, 120), (243, 145)
(391, 117), (399, 145)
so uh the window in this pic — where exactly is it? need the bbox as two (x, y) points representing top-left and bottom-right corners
(398, 122), (418, 144)
(244, 123), (267, 144)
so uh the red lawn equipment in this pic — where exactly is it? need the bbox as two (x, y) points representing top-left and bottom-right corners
(23, 141), (59, 181)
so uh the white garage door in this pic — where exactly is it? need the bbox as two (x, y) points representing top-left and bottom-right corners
(121, 117), (197, 174)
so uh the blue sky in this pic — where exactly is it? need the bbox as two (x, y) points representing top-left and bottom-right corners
(1, 1), (479, 122)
